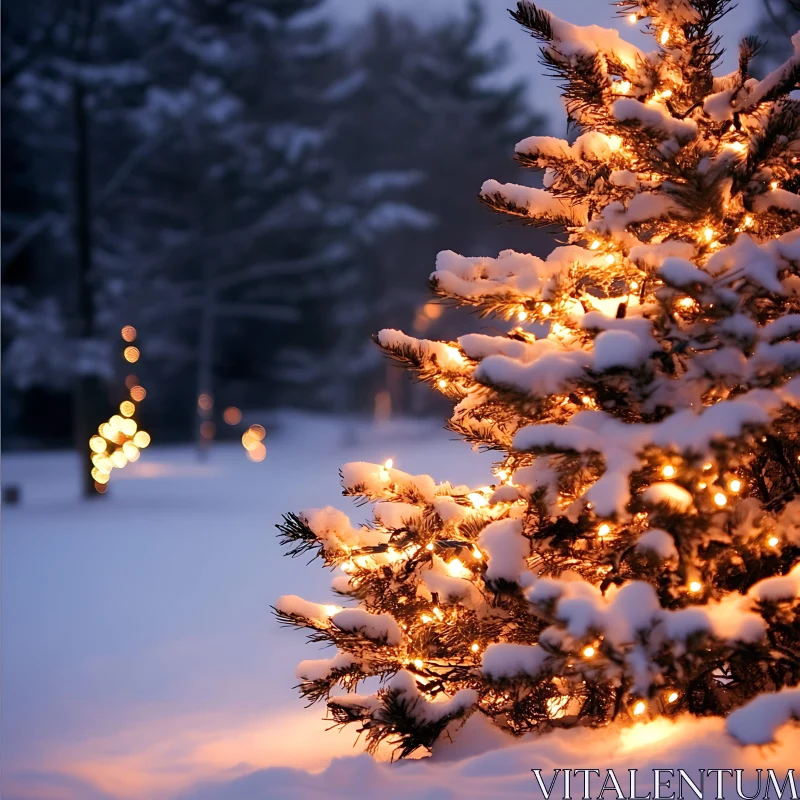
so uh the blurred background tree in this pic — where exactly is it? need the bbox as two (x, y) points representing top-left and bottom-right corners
(2, 0), (547, 467)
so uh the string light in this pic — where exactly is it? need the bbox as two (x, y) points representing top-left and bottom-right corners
(517, 309), (528, 321)
(541, 303), (553, 316)
(768, 536), (779, 548)
(413, 659), (424, 669)
(689, 581), (703, 593)
(713, 492), (727, 507)
(472, 547), (483, 559)
(771, 181), (779, 190)
(468, 491), (489, 508)
(420, 614), (433, 624)
(471, 643), (480, 653)
(662, 464), (676, 478)
(445, 558), (471, 578)
(605, 254), (616, 265)
(703, 227), (715, 242)
(582, 645), (596, 658)
(667, 691), (679, 704)
(628, 13), (637, 23)
(426, 543), (435, 551)
(728, 479), (742, 493)
(590, 240), (601, 250)
(633, 700), (647, 715)
(223, 406), (242, 425)
(660, 30), (670, 45)
(597, 523), (611, 538)
(438, 379), (448, 389)
(89, 326), (151, 491)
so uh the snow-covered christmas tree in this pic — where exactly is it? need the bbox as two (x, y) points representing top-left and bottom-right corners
(276, 0), (800, 758)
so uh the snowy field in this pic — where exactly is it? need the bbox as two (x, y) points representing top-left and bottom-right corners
(2, 413), (798, 800)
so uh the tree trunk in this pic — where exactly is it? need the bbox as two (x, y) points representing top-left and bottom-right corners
(195, 257), (216, 460)
(73, 74), (104, 498)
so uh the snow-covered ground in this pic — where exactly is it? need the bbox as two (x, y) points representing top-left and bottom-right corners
(3, 413), (798, 800)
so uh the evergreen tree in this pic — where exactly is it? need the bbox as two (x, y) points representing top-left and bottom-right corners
(275, 1), (800, 757)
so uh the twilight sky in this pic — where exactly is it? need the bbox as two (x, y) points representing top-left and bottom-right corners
(331, 0), (765, 133)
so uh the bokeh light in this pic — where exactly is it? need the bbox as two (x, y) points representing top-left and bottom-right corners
(200, 421), (216, 439)
(89, 436), (107, 453)
(120, 401), (136, 417)
(133, 431), (151, 448)
(124, 346), (140, 363)
(198, 394), (213, 411)
(223, 406), (242, 425)
(130, 385), (146, 401)
(121, 325), (137, 342)
(247, 441), (266, 462)
(125, 374), (139, 389)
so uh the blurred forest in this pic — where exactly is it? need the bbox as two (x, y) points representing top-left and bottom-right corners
(2, 0), (791, 456)
(2, 0), (550, 453)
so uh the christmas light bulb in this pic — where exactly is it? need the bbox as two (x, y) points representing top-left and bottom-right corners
(689, 581), (703, 593)
(425, 542), (435, 551)
(583, 646), (595, 658)
(633, 701), (646, 715)
(517, 310), (528, 321)
(728, 479), (742, 493)
(324, 605), (340, 617)
(768, 536), (779, 547)
(541, 303), (552, 316)
(662, 464), (676, 478)
(713, 492), (727, 507)
(420, 614), (433, 624)
(438, 379), (448, 389)
(413, 659), (424, 669)
(598, 523), (611, 538)
(660, 30), (670, 45)
(771, 181), (779, 190)
(471, 643), (480, 653)
(667, 692), (679, 704)
(605, 254), (616, 265)
(590, 240), (601, 250)
(628, 13), (637, 23)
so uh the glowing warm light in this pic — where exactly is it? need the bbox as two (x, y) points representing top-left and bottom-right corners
(703, 227), (715, 242)
(120, 418), (137, 437)
(660, 30), (670, 45)
(698, 482), (707, 489)
(678, 297), (695, 309)
(471, 643), (480, 653)
(689, 581), (703, 593)
(109, 415), (123, 431)
(122, 442), (140, 461)
(324, 605), (340, 617)
(89, 436), (107, 453)
(771, 181), (779, 190)
(120, 401), (136, 417)
(633, 701), (647, 716)
(110, 451), (128, 469)
(133, 431), (151, 448)
(667, 692), (679, 704)
(247, 442), (267, 462)
(413, 659), (424, 669)
(384, 458), (393, 470)
(662, 464), (676, 478)
(472, 548), (482, 559)
(445, 558), (470, 578)
(438, 379), (448, 389)
(125, 374), (139, 389)
(468, 492), (489, 508)
(744, 215), (754, 228)
(630, 280), (639, 290)
(713, 492), (727, 507)
(420, 614), (433, 624)
(605, 254), (616, 265)
(590, 240), (601, 250)
(661, 89), (672, 98)
(614, 80), (632, 95)
(92, 469), (110, 484)
(703, 462), (713, 471)
(628, 13), (637, 23)
(123, 346), (140, 363)
(768, 536), (779, 547)
(432, 606), (444, 620)
(541, 303), (552, 316)
(729, 479), (742, 493)
(424, 302), (443, 319)
(121, 325), (137, 342)
(597, 523), (611, 539)
(130, 385), (146, 402)
(583, 646), (596, 658)
(730, 141), (745, 153)
(198, 393), (213, 411)
(223, 406), (242, 425)
(517, 309), (528, 321)
(547, 696), (570, 719)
